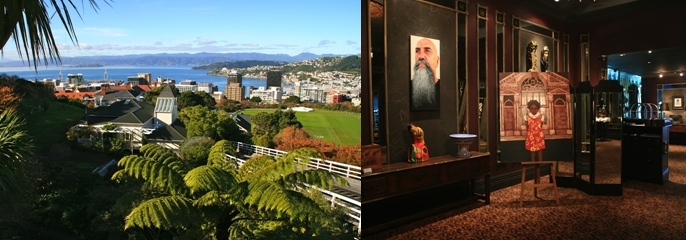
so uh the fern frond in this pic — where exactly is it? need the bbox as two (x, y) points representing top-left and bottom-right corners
(245, 181), (324, 221)
(124, 196), (200, 230)
(115, 155), (187, 195)
(281, 170), (348, 190)
(207, 140), (238, 172)
(237, 155), (278, 181)
(184, 165), (238, 195)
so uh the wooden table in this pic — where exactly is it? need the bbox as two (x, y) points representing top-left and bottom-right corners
(361, 152), (490, 236)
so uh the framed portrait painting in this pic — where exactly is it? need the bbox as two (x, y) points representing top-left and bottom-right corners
(674, 96), (684, 110)
(410, 35), (441, 111)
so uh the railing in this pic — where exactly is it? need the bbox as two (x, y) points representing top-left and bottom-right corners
(225, 153), (361, 234)
(230, 141), (362, 180)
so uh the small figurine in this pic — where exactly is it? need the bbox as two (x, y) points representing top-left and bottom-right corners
(526, 40), (539, 72)
(408, 123), (429, 163)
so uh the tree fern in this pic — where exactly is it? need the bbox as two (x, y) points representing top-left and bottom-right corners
(184, 165), (238, 195)
(113, 155), (187, 196)
(124, 196), (199, 230)
(207, 140), (238, 172)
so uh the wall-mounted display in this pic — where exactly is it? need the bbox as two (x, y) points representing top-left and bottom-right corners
(498, 72), (573, 162)
(674, 96), (683, 110)
(410, 35), (441, 111)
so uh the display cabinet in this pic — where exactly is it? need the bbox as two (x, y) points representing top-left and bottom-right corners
(622, 118), (671, 185)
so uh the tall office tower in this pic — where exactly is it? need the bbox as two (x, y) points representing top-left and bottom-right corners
(267, 70), (282, 88)
(224, 82), (245, 102)
(227, 69), (243, 84)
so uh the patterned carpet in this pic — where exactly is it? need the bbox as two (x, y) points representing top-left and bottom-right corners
(364, 145), (686, 240)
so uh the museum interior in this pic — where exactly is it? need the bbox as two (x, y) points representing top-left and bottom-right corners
(360, 0), (686, 238)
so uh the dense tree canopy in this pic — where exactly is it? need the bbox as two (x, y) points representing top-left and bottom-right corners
(179, 105), (246, 142)
(143, 84), (180, 104)
(250, 110), (302, 147)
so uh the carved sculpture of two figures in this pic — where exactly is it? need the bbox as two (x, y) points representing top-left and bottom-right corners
(526, 40), (550, 72)
(408, 123), (429, 163)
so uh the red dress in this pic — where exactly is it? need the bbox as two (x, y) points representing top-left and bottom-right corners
(525, 112), (546, 151)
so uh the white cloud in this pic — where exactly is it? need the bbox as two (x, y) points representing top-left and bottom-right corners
(154, 41), (163, 46)
(346, 40), (357, 45)
(242, 43), (259, 47)
(317, 40), (335, 47)
(196, 38), (217, 45)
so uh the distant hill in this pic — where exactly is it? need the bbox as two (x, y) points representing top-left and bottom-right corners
(283, 55), (361, 73)
(0, 52), (347, 67)
(191, 60), (289, 71)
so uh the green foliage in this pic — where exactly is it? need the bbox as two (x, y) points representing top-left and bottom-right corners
(250, 109), (303, 147)
(284, 96), (301, 104)
(114, 142), (351, 239)
(207, 140), (238, 172)
(101, 123), (117, 131)
(144, 84), (179, 104)
(177, 91), (205, 110)
(196, 90), (217, 108)
(179, 136), (216, 166)
(179, 105), (245, 142)
(32, 161), (135, 239)
(250, 96), (263, 103)
(109, 137), (124, 152)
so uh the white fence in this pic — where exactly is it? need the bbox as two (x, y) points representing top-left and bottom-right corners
(230, 141), (362, 180)
(225, 153), (361, 234)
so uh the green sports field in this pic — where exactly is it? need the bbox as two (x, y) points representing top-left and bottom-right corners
(239, 109), (360, 146)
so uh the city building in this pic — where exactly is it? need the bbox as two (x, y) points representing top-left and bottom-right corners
(224, 82), (245, 102)
(176, 80), (198, 93)
(224, 70), (245, 102)
(127, 73), (152, 86)
(67, 73), (85, 86)
(301, 87), (325, 103)
(249, 86), (282, 104)
(227, 69), (243, 84)
(294, 82), (302, 98)
(267, 70), (282, 88)
(197, 82), (215, 93)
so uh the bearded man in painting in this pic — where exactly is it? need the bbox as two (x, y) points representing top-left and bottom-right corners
(411, 37), (440, 111)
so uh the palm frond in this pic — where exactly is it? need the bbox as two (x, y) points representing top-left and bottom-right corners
(184, 165), (238, 195)
(124, 195), (200, 230)
(113, 155), (187, 195)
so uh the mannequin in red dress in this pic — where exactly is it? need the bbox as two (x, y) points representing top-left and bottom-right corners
(524, 100), (545, 162)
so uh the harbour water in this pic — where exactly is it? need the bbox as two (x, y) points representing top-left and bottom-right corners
(0, 66), (287, 96)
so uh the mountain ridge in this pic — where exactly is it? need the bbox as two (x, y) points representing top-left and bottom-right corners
(0, 52), (355, 67)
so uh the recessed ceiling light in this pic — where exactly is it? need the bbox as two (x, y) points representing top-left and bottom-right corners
(620, 54), (625, 56)
(649, 50), (652, 53)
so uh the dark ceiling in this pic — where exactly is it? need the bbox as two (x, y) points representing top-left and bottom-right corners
(524, 0), (686, 78)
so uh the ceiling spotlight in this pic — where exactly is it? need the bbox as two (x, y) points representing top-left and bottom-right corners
(681, 71), (684, 77)
(620, 54), (625, 56)
(659, 72), (663, 78)
(648, 61), (651, 64)
(649, 50), (652, 53)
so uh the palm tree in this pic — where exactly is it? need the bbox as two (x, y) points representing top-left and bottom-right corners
(112, 140), (351, 239)
(1, 0), (112, 68)
(0, 109), (34, 206)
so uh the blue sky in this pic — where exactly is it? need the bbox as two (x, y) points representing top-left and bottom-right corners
(2, 0), (361, 60)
